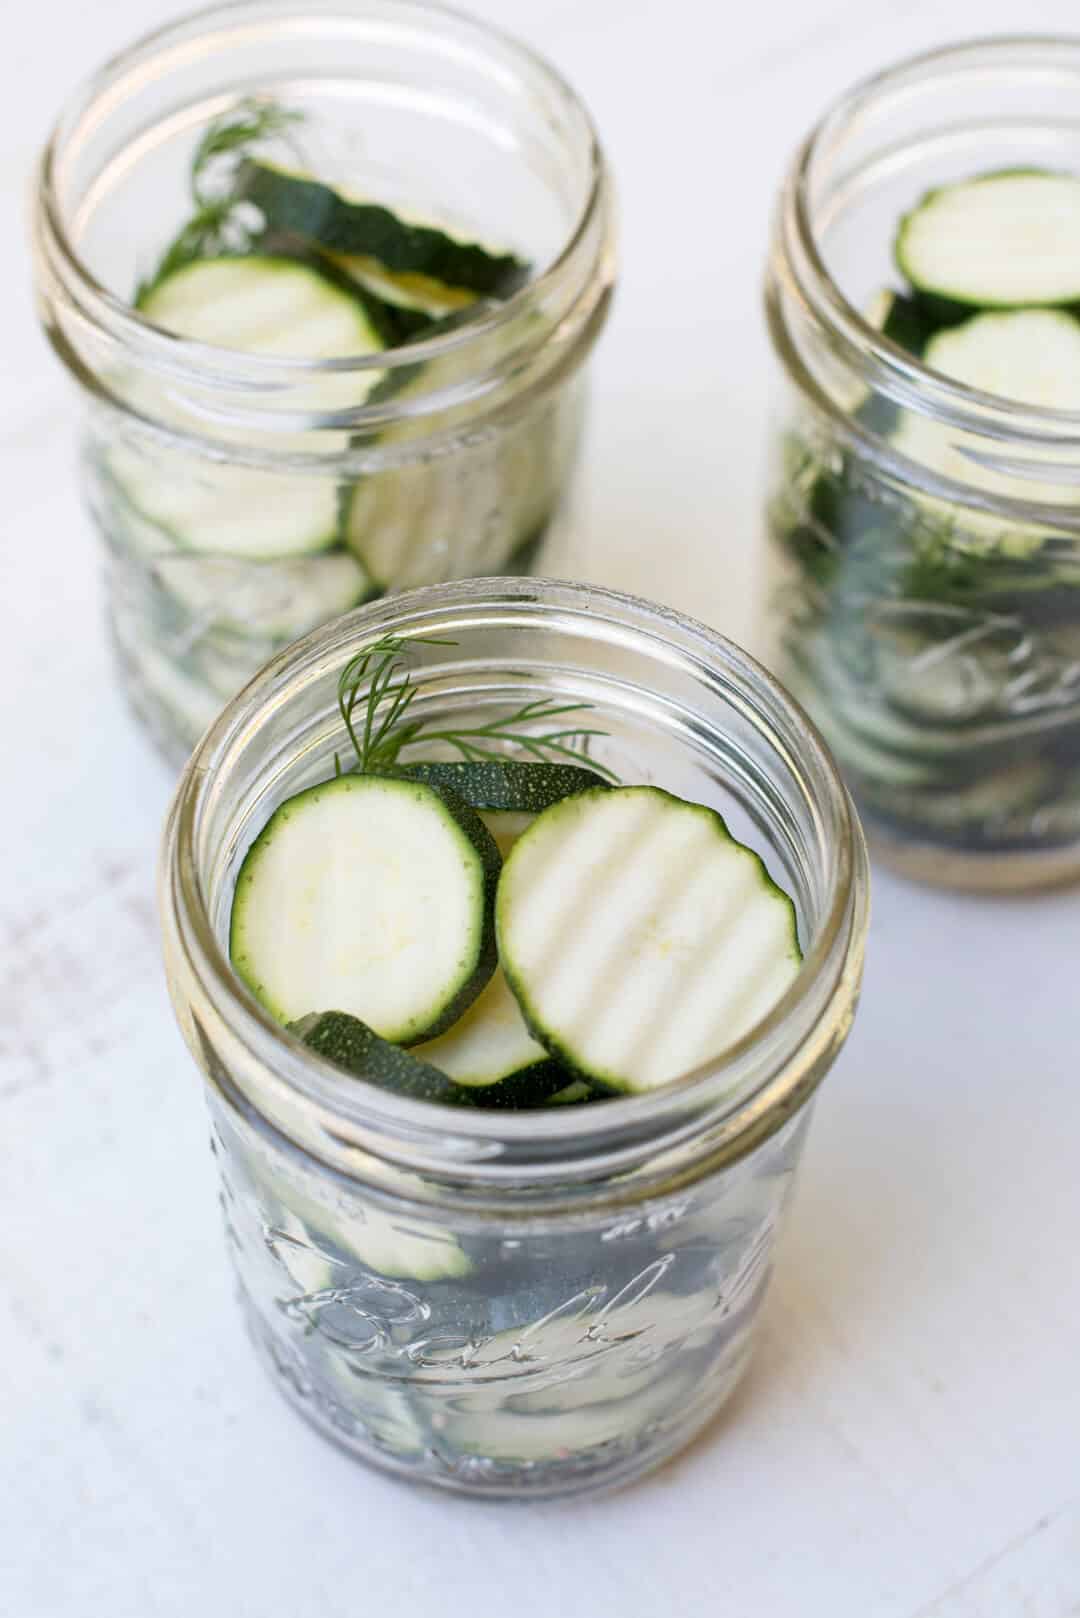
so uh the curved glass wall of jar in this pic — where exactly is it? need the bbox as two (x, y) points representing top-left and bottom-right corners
(159, 578), (869, 1498)
(764, 38), (1080, 891)
(32, 0), (614, 766)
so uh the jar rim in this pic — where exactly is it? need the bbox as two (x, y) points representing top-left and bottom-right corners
(160, 577), (869, 1190)
(34, 0), (610, 395)
(778, 34), (1080, 441)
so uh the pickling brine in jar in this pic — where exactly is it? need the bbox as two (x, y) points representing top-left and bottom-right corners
(159, 579), (868, 1498)
(765, 38), (1080, 890)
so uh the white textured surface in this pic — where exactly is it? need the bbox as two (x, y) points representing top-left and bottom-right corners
(4, 2), (1080, 1614)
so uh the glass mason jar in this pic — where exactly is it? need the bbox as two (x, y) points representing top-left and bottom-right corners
(32, 0), (614, 767)
(765, 38), (1080, 891)
(159, 577), (869, 1499)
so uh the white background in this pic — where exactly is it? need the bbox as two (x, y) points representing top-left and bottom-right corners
(4, 2), (1080, 1614)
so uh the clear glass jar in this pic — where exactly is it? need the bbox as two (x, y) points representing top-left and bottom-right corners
(765, 38), (1080, 891)
(159, 577), (869, 1498)
(32, 0), (614, 767)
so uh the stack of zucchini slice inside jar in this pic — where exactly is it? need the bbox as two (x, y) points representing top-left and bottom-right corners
(100, 101), (572, 753)
(231, 742), (803, 1108)
(771, 169), (1080, 869)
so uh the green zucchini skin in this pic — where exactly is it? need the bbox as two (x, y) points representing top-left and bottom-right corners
(876, 288), (942, 357)
(290, 1010), (475, 1104)
(397, 760), (612, 813)
(545, 1078), (609, 1105)
(291, 1011), (573, 1109)
(239, 162), (529, 297)
(461, 1058), (576, 1108)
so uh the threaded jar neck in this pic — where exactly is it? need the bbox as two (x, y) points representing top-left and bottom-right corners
(33, 0), (615, 459)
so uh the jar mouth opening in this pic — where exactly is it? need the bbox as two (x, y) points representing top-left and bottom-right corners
(783, 34), (1080, 441)
(162, 578), (868, 1182)
(36, 0), (608, 387)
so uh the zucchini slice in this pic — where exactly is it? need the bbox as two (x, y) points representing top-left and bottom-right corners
(333, 254), (478, 320)
(888, 310), (1080, 548)
(545, 1078), (602, 1105)
(784, 672), (954, 789)
(137, 254), (386, 362)
(478, 810), (535, 860)
(291, 1010), (477, 1105)
(495, 787), (803, 1094)
(112, 616), (222, 745)
(342, 323), (569, 589)
(231, 773), (499, 1041)
(343, 413), (562, 590)
(268, 1198), (470, 1287)
(153, 549), (373, 643)
(411, 969), (564, 1095)
(118, 256), (388, 560)
(238, 162), (528, 298)
(108, 438), (344, 562)
(294, 1007), (567, 1109)
(399, 760), (611, 813)
(896, 170), (1080, 311)
(919, 308), (1080, 411)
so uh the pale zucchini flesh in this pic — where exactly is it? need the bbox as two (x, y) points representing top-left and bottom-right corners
(333, 254), (478, 318)
(344, 396), (565, 589)
(478, 809), (535, 860)
(231, 773), (499, 1041)
(138, 254), (385, 359)
(496, 787), (802, 1093)
(117, 256), (387, 561)
(889, 310), (1080, 544)
(897, 170), (1080, 309)
(411, 969), (552, 1087)
(108, 440), (344, 561)
(267, 1200), (470, 1289)
(152, 550), (373, 643)
(918, 309), (1080, 412)
(294, 1007), (567, 1110)
(545, 1078), (598, 1105)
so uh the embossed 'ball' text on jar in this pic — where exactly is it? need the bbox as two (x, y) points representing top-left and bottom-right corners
(159, 578), (868, 1498)
(32, 0), (614, 766)
(765, 38), (1080, 891)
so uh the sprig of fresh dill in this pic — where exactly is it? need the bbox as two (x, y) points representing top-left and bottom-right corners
(334, 635), (617, 779)
(136, 98), (302, 301)
(188, 99), (303, 210)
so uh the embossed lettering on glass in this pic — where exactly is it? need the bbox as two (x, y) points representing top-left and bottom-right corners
(160, 580), (869, 1498)
(765, 39), (1080, 891)
(32, 0), (614, 765)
